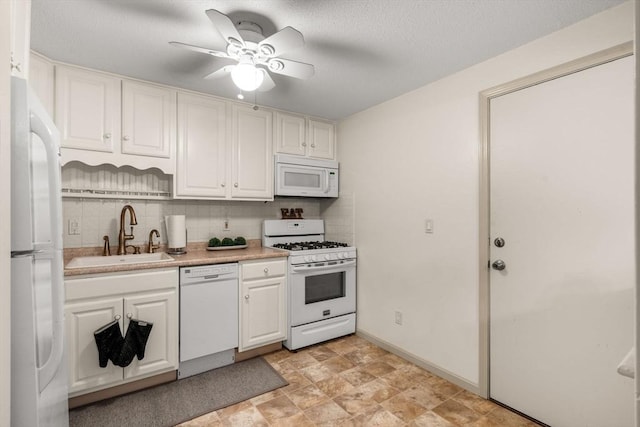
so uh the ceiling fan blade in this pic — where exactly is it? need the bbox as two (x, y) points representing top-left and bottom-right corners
(258, 70), (275, 92)
(258, 26), (304, 57)
(204, 65), (235, 80)
(205, 9), (245, 47)
(267, 58), (315, 80)
(169, 41), (230, 58)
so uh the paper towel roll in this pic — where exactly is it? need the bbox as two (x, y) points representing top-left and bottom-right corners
(165, 215), (186, 253)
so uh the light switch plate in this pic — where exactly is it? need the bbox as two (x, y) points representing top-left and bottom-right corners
(425, 219), (434, 234)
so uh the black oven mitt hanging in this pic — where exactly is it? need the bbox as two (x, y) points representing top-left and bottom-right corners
(93, 318), (153, 368)
(113, 319), (153, 368)
(93, 320), (125, 368)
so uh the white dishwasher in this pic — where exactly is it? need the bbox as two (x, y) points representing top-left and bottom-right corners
(179, 263), (238, 379)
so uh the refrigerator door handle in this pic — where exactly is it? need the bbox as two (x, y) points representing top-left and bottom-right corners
(11, 249), (44, 258)
(36, 253), (65, 392)
(30, 104), (65, 392)
(30, 106), (62, 251)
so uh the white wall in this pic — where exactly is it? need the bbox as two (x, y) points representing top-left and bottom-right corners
(335, 1), (634, 388)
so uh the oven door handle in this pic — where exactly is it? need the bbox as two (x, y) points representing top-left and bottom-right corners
(292, 260), (356, 272)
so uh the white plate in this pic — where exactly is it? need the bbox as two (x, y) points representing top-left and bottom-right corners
(206, 245), (248, 251)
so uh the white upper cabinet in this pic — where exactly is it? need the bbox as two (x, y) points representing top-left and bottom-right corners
(275, 112), (306, 156)
(28, 52), (54, 116)
(230, 104), (273, 200)
(275, 112), (336, 160)
(307, 118), (336, 160)
(175, 94), (273, 201)
(55, 65), (176, 173)
(55, 65), (120, 153)
(121, 80), (175, 159)
(175, 92), (227, 198)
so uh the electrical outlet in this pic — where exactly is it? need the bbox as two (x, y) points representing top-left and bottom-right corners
(394, 311), (403, 325)
(223, 219), (230, 231)
(68, 218), (80, 235)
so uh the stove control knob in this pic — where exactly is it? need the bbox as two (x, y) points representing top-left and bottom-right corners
(312, 255), (318, 262)
(325, 254), (331, 261)
(337, 253), (344, 259)
(304, 256), (311, 263)
(343, 252), (350, 259)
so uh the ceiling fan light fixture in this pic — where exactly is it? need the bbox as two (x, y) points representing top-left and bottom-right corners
(268, 60), (284, 72)
(231, 62), (264, 91)
(227, 36), (243, 48)
(260, 44), (275, 56)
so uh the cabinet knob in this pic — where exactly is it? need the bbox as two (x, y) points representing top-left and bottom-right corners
(104, 133), (112, 139)
(114, 314), (121, 321)
(126, 313), (133, 319)
(234, 183), (239, 188)
(311, 143), (316, 148)
(264, 268), (269, 274)
(244, 295), (250, 300)
(221, 183), (226, 188)
(302, 142), (307, 147)
(123, 135), (130, 141)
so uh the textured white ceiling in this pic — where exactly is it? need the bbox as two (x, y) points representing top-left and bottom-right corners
(30, 0), (625, 120)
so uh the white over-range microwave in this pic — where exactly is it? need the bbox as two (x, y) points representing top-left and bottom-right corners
(274, 154), (339, 198)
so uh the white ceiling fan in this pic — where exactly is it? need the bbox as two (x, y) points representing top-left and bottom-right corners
(170, 9), (314, 93)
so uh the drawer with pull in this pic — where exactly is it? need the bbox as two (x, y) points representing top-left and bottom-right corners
(240, 259), (286, 280)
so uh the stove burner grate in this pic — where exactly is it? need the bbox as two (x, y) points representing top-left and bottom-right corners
(272, 241), (349, 251)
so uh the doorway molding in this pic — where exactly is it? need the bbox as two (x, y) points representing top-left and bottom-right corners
(477, 41), (633, 398)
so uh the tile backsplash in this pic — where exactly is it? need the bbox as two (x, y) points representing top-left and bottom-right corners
(62, 198), (323, 249)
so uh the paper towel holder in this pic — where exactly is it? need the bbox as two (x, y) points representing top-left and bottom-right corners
(165, 215), (187, 255)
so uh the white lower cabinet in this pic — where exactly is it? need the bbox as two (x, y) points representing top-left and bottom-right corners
(64, 268), (178, 397)
(238, 259), (287, 352)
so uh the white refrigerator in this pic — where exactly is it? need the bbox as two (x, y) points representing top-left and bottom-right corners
(10, 76), (69, 426)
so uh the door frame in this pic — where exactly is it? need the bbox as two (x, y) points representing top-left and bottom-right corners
(477, 41), (634, 398)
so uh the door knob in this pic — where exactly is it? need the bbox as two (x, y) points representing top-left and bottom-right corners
(494, 237), (505, 247)
(492, 260), (506, 271)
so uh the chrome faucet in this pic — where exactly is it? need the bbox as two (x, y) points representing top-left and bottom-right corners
(117, 205), (138, 255)
(148, 229), (160, 253)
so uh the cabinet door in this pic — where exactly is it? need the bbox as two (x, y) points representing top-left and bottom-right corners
(55, 65), (121, 152)
(123, 289), (178, 379)
(65, 297), (123, 394)
(230, 105), (273, 200)
(239, 276), (286, 351)
(28, 53), (54, 116)
(308, 119), (336, 160)
(121, 80), (175, 158)
(175, 92), (228, 198)
(275, 112), (306, 156)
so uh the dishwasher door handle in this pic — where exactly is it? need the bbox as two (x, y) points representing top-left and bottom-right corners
(180, 276), (238, 286)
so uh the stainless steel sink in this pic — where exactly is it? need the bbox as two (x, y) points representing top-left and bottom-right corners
(66, 252), (175, 269)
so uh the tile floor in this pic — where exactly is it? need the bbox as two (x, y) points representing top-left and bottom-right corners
(179, 335), (538, 426)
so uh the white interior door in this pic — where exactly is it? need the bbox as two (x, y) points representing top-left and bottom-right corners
(489, 55), (635, 427)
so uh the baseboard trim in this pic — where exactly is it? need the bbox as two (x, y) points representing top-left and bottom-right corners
(68, 370), (177, 409)
(356, 329), (482, 396)
(235, 342), (282, 362)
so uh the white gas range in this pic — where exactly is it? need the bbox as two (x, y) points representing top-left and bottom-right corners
(262, 219), (356, 350)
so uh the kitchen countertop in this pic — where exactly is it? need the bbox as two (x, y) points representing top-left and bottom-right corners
(63, 240), (288, 277)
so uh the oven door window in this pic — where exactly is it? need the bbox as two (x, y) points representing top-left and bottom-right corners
(305, 271), (345, 304)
